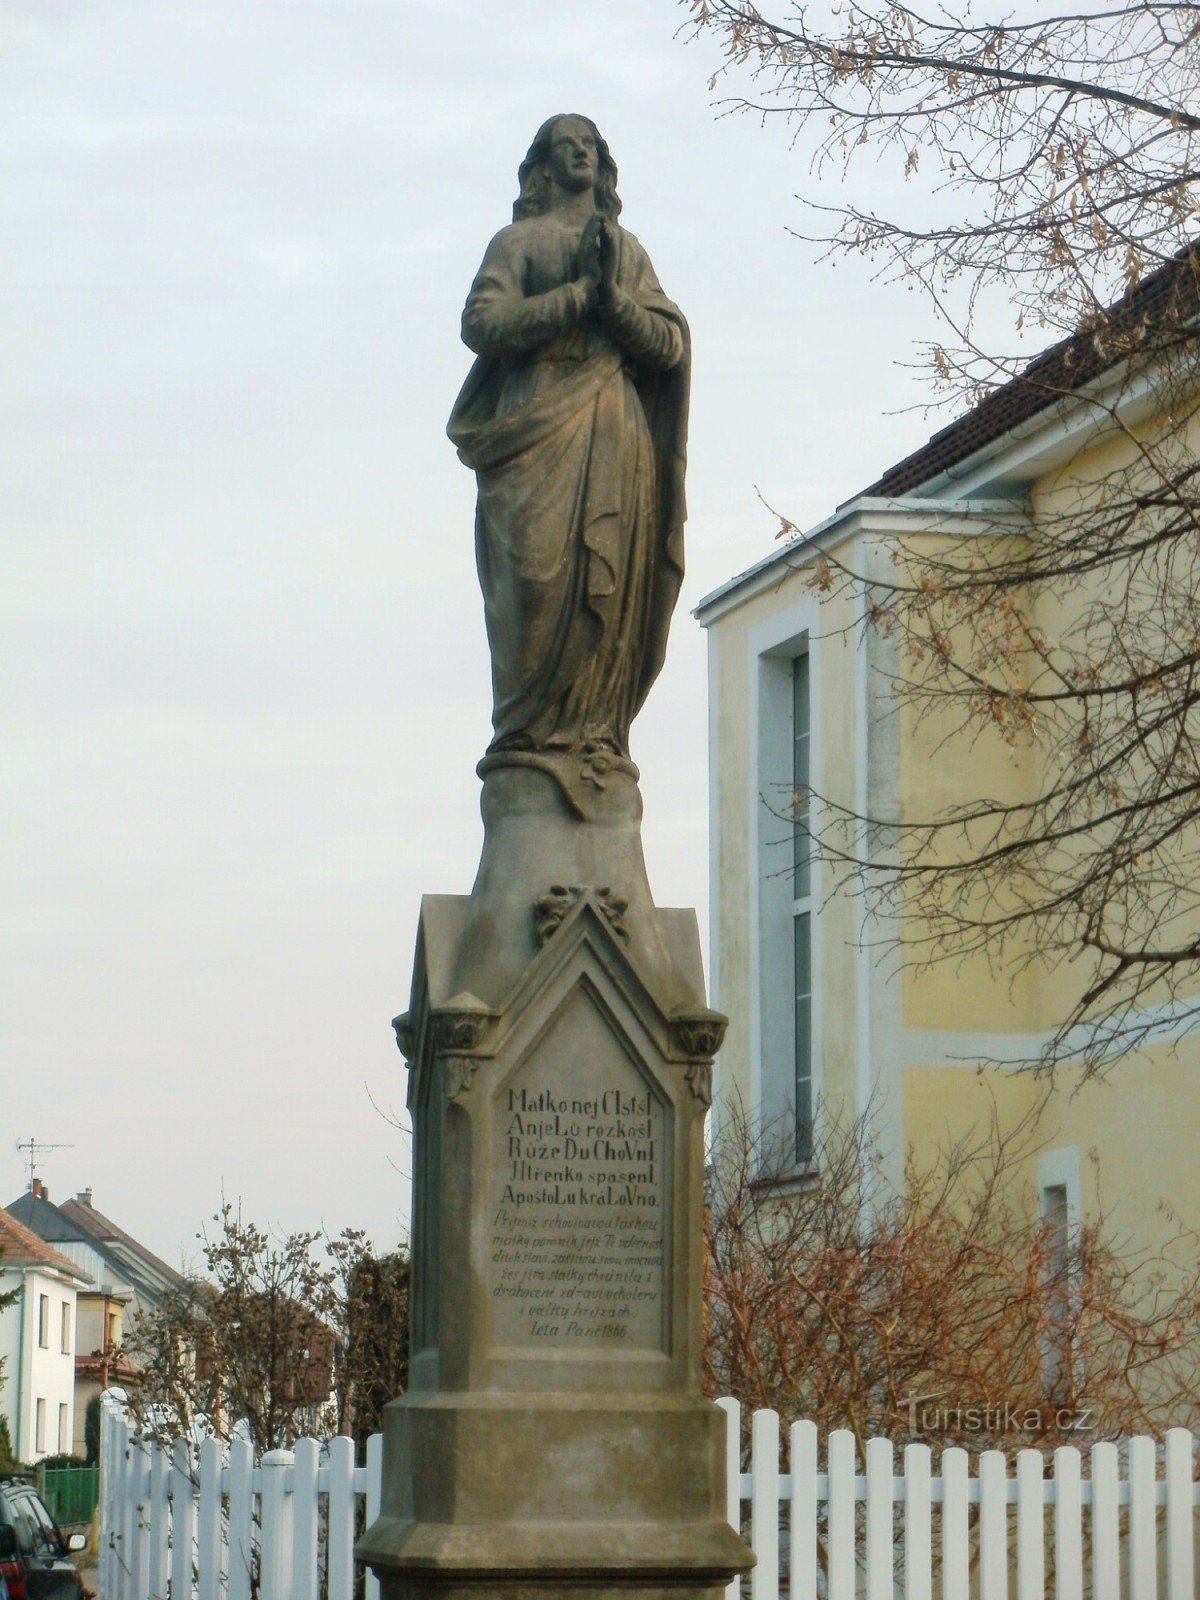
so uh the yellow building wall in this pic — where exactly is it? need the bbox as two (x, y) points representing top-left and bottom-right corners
(708, 386), (1200, 1278)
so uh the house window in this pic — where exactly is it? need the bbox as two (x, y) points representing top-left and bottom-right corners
(1042, 1181), (1073, 1391)
(38, 1294), (49, 1348)
(58, 1404), (69, 1454)
(60, 1302), (71, 1354)
(757, 634), (817, 1174)
(791, 654), (814, 1167)
(35, 1399), (46, 1453)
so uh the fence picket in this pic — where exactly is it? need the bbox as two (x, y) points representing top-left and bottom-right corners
(292, 1436), (320, 1600)
(1164, 1428), (1194, 1600)
(327, 1433), (356, 1600)
(106, 1405), (129, 1600)
(226, 1436), (254, 1600)
(1127, 1434), (1157, 1600)
(365, 1431), (384, 1600)
(130, 1436), (151, 1600)
(1090, 1441), (1119, 1600)
(1015, 1449), (1044, 1600)
(148, 1443), (170, 1600)
(117, 1418), (136, 1600)
(979, 1450), (1007, 1600)
(1053, 1446), (1083, 1600)
(902, 1443), (931, 1600)
(864, 1437), (893, 1600)
(826, 1429), (856, 1600)
(750, 1408), (780, 1600)
(169, 1438), (194, 1600)
(790, 1419), (818, 1600)
(942, 1446), (969, 1600)
(716, 1396), (742, 1600)
(259, 1449), (294, 1600)
(195, 1437), (224, 1600)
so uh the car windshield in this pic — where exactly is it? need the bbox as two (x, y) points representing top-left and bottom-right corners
(16, 1494), (62, 1557)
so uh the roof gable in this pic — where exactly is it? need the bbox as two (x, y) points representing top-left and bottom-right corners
(58, 1197), (189, 1293)
(6, 1188), (84, 1243)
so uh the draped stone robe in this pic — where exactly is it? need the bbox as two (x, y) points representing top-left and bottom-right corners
(447, 215), (689, 766)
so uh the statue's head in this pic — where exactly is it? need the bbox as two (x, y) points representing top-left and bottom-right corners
(514, 114), (622, 223)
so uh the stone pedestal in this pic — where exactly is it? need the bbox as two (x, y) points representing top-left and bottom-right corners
(357, 767), (753, 1600)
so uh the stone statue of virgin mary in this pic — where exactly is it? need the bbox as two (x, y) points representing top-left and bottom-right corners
(448, 113), (689, 804)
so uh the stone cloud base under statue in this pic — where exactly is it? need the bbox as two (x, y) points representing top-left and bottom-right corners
(356, 771), (753, 1600)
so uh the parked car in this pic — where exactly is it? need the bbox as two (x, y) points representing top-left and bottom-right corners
(0, 1478), (84, 1600)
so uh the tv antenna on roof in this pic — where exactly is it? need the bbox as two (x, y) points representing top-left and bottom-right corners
(15, 1137), (74, 1190)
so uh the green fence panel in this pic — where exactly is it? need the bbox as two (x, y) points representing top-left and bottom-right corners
(40, 1466), (99, 1527)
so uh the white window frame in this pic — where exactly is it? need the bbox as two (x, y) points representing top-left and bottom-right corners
(37, 1293), (49, 1348)
(60, 1301), (71, 1355)
(35, 1398), (46, 1453)
(749, 599), (823, 1178)
(58, 1403), (69, 1454)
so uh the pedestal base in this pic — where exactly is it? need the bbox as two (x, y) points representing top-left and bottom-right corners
(356, 1391), (748, 1596)
(379, 1582), (731, 1600)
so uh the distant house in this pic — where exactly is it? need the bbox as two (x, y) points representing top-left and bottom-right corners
(0, 1209), (90, 1462)
(6, 1181), (190, 1455)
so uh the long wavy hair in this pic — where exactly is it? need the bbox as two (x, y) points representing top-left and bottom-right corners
(513, 114), (622, 223)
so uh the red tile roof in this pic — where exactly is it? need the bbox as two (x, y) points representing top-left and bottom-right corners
(0, 1208), (90, 1282)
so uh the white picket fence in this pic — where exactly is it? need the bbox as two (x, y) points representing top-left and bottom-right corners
(718, 1397), (1198, 1600)
(100, 1392), (1198, 1600)
(99, 1395), (381, 1600)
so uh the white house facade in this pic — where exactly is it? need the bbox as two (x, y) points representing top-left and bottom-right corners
(0, 1209), (90, 1462)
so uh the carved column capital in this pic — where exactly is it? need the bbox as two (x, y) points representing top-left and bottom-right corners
(668, 1010), (727, 1062)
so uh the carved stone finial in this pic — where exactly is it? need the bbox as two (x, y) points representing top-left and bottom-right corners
(533, 884), (630, 946)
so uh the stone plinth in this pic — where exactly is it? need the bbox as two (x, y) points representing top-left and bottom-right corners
(357, 768), (752, 1600)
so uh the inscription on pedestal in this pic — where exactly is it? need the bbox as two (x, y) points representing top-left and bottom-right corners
(488, 993), (669, 1351)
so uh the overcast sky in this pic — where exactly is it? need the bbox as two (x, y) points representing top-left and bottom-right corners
(3, 0), (939, 1270)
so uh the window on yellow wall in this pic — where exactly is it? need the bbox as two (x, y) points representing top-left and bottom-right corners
(791, 653), (814, 1168)
(1042, 1182), (1075, 1392)
(758, 637), (817, 1176)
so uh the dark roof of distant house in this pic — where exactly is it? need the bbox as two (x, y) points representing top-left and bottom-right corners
(6, 1188), (81, 1244)
(860, 244), (1200, 500)
(0, 1208), (90, 1283)
(59, 1197), (189, 1293)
